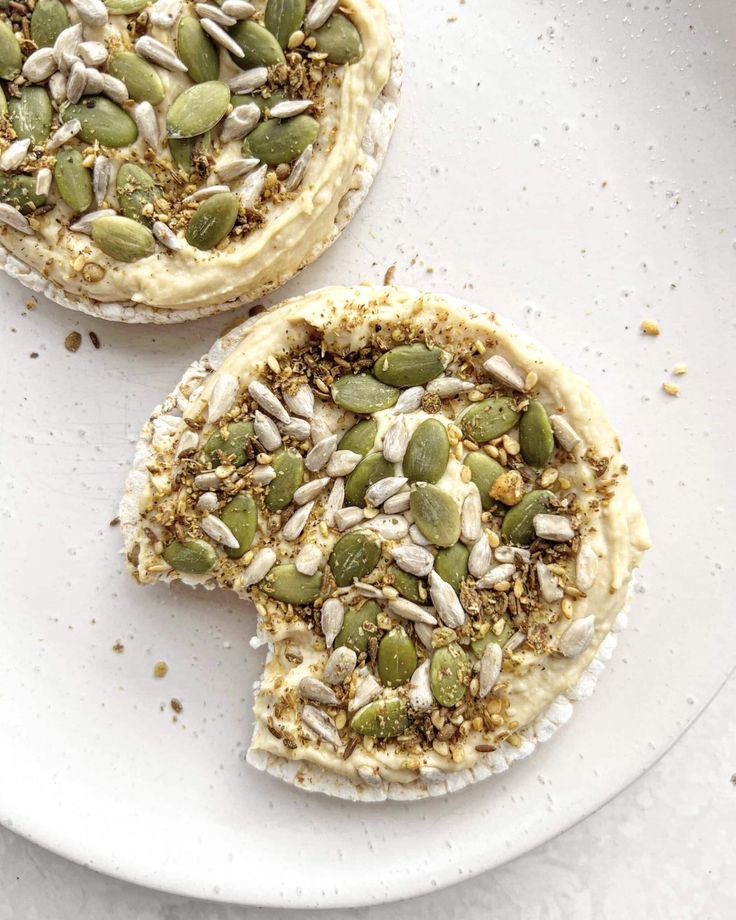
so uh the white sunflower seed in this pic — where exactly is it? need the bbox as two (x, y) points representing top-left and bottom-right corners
(248, 380), (290, 424)
(207, 372), (239, 423)
(414, 622), (434, 651)
(298, 677), (338, 706)
(365, 476), (407, 508)
(176, 428), (199, 457)
(576, 543), (598, 591)
(228, 66), (268, 94)
(282, 383), (314, 418)
(304, 0), (339, 31)
(182, 184), (230, 204)
(536, 561), (564, 603)
(153, 220), (181, 251)
(349, 669), (381, 712)
(393, 386), (424, 414)
(78, 40), (107, 67)
(293, 476), (329, 505)
(387, 598), (437, 626)
(428, 571), (465, 628)
(391, 544), (433, 577)
(0, 203), (31, 234)
(468, 536), (492, 578)
(334, 506), (363, 531)
(219, 102), (260, 143)
(506, 631), (526, 652)
(310, 417), (332, 444)
(323, 646), (357, 685)
(550, 414), (582, 452)
(200, 17), (244, 56)
(559, 615), (596, 658)
(35, 167), (52, 197)
(483, 354), (526, 391)
(134, 101), (160, 149)
(237, 163), (267, 209)
(135, 36), (188, 72)
(149, 0), (183, 28)
(320, 598), (344, 648)
(216, 156), (260, 182)
(241, 547), (276, 586)
(69, 208), (115, 234)
(282, 501), (314, 541)
(382, 417), (408, 463)
(268, 99), (312, 119)
(494, 545), (530, 564)
(22, 47), (57, 83)
(195, 2), (236, 26)
(65, 60), (87, 104)
(0, 138), (31, 172)
(478, 643), (503, 698)
(59, 50), (80, 73)
(52, 25), (83, 69)
(353, 581), (383, 599)
(409, 524), (432, 547)
(200, 513), (239, 549)
(251, 464), (276, 485)
(195, 491), (218, 512)
(83, 66), (104, 95)
(221, 0), (255, 18)
(301, 704), (341, 747)
(69, 0), (107, 27)
(295, 543), (323, 576)
(280, 417), (311, 441)
(305, 434), (338, 472)
(425, 377), (474, 398)
(283, 143), (312, 192)
(460, 490), (483, 545)
(533, 513), (575, 542)
(101, 73), (129, 104)
(475, 563), (515, 589)
(325, 449), (361, 478)
(383, 491), (410, 514)
(324, 478), (345, 527)
(407, 660), (433, 712)
(193, 471), (224, 491)
(360, 514), (409, 541)
(253, 409), (282, 452)
(48, 71), (67, 103)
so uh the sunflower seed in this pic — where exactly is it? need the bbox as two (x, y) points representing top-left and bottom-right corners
(35, 167), (52, 197)
(22, 47), (57, 83)
(360, 514), (409, 541)
(101, 73), (129, 104)
(559, 615), (595, 658)
(241, 546), (276, 586)
(268, 99), (312, 119)
(483, 354), (526, 391)
(382, 417), (408, 463)
(216, 156), (260, 182)
(549, 414), (582, 452)
(282, 500), (313, 541)
(228, 66), (268, 93)
(281, 417), (310, 441)
(325, 449), (361, 478)
(66, 61), (86, 103)
(222, 0), (255, 18)
(0, 138), (31, 172)
(468, 535), (492, 578)
(536, 561), (564, 603)
(193, 470), (223, 490)
(391, 544), (433, 577)
(152, 219), (181, 251)
(310, 417), (332, 444)
(388, 598), (437, 626)
(576, 543), (598, 590)
(195, 491), (218, 512)
(353, 581), (383, 599)
(365, 476), (407, 508)
(251, 464), (276, 485)
(133, 101), (160, 149)
(407, 660), (433, 711)
(200, 513), (239, 549)
(533, 513), (575, 542)
(460, 490), (483, 545)
(182, 184), (230, 204)
(236, 163), (267, 209)
(48, 119), (81, 150)
(136, 35), (188, 72)
(475, 563), (515, 589)
(52, 24), (83, 68)
(305, 434), (337, 472)
(59, 50), (80, 73)
(200, 17), (244, 55)
(78, 40), (107, 67)
(304, 0), (339, 31)
(324, 646), (357, 685)
(413, 622), (434, 652)
(282, 383), (313, 418)
(320, 597), (344, 648)
(393, 386), (424, 414)
(295, 543), (323, 576)
(220, 102), (260, 143)
(69, 0), (107, 26)
(248, 380), (290, 423)
(293, 476), (329, 505)
(409, 524), (432, 547)
(252, 410), (281, 451)
(204, 373), (238, 424)
(298, 677), (338, 706)
(349, 669), (381, 712)
(196, 2), (236, 26)
(428, 570), (465, 628)
(334, 506), (363, 531)
(83, 66), (104, 94)
(48, 71), (67, 103)
(383, 492), (410, 514)
(506, 631), (526, 652)
(324, 478), (345, 527)
(426, 377), (474, 398)
(478, 643), (503, 698)
(301, 704), (341, 746)
(494, 545), (530, 564)
(283, 143), (312, 191)
(0, 203), (32, 234)
(149, 0), (183, 28)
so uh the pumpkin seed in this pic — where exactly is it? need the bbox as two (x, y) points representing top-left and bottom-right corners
(402, 419), (449, 484)
(351, 697), (409, 738)
(203, 419), (255, 467)
(388, 565), (427, 604)
(464, 452), (505, 510)
(231, 89), (286, 113)
(519, 399), (554, 468)
(338, 418), (377, 456)
(409, 483), (460, 548)
(260, 563), (322, 604)
(105, 0), (149, 12)
(331, 373), (399, 414)
(176, 16), (219, 84)
(166, 81), (230, 139)
(0, 174), (47, 213)
(115, 163), (160, 226)
(229, 20), (287, 67)
(500, 489), (554, 545)
(265, 0), (306, 48)
(53, 147), (93, 214)
(344, 452), (394, 506)
(470, 618), (514, 657)
(461, 396), (520, 444)
(107, 51), (165, 105)
(265, 447), (304, 511)
(31, 0), (70, 48)
(163, 538), (217, 574)
(8, 87), (52, 144)
(169, 131), (211, 173)
(328, 529), (381, 587)
(434, 542), (469, 594)
(377, 626), (417, 688)
(243, 115), (319, 165)
(62, 97), (138, 148)
(92, 215), (155, 262)
(373, 344), (449, 388)
(0, 20), (21, 80)
(185, 191), (238, 250)
(220, 493), (257, 558)
(311, 12), (363, 64)
(429, 642), (470, 707)
(335, 600), (379, 654)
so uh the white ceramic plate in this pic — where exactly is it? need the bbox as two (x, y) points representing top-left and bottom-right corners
(1, 0), (734, 908)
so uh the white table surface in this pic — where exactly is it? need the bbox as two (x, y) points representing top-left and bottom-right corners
(1, 673), (733, 919)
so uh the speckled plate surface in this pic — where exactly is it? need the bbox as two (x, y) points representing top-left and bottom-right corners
(0, 0), (734, 908)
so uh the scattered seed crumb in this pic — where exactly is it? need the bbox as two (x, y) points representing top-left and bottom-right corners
(153, 661), (169, 679)
(673, 363), (687, 375)
(112, 641), (125, 654)
(170, 698), (183, 714)
(64, 331), (82, 352)
(109, 516), (120, 527)
(447, 15), (458, 22)
(383, 263), (396, 285)
(662, 382), (680, 397)
(89, 330), (101, 349)
(26, 298), (37, 310)
(731, 773), (736, 786)
(640, 319), (660, 336)
(29, 352), (38, 359)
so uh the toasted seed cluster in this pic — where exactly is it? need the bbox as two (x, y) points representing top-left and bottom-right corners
(0, 0), (363, 259)
(138, 329), (614, 764)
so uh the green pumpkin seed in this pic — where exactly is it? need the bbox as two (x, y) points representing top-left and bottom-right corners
(331, 373), (399, 414)
(434, 542), (469, 594)
(92, 215), (155, 262)
(104, 0), (149, 12)
(464, 452), (505, 510)
(0, 174), (46, 213)
(30, 0), (70, 49)
(328, 529), (381, 587)
(344, 452), (394, 506)
(519, 399), (554, 468)
(373, 344), (449, 387)
(402, 419), (449, 484)
(176, 16), (219, 85)
(203, 419), (255, 467)
(335, 600), (379, 654)
(265, 447), (304, 511)
(231, 90), (286, 113)
(470, 618), (514, 658)
(409, 483), (460, 548)
(430, 642), (470, 706)
(220, 493), (257, 559)
(260, 563), (322, 604)
(338, 418), (378, 456)
(389, 565), (428, 604)
(107, 51), (165, 106)
(265, 0), (306, 48)
(351, 697), (409, 738)
(53, 147), (93, 214)
(167, 81), (230, 140)
(377, 626), (417, 688)
(243, 115), (319, 166)
(185, 191), (238, 251)
(312, 12), (363, 65)
(500, 489), (554, 545)
(8, 87), (52, 145)
(62, 97), (138, 148)
(169, 131), (211, 174)
(229, 20), (287, 67)
(163, 538), (217, 574)
(0, 20), (21, 80)
(461, 396), (520, 444)
(115, 163), (160, 226)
